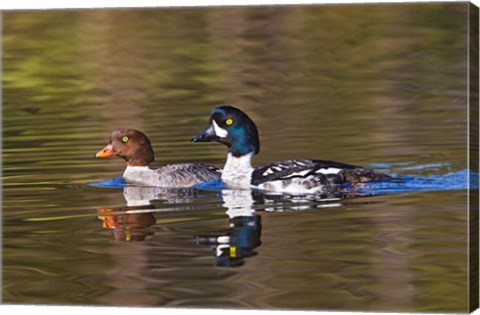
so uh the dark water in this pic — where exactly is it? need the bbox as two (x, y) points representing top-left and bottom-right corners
(2, 3), (476, 312)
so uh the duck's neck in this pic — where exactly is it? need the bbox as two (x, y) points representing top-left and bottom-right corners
(222, 152), (254, 189)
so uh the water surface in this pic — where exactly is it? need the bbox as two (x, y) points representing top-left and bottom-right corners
(2, 3), (475, 312)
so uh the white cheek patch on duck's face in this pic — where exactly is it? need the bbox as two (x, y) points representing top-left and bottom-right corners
(212, 120), (228, 138)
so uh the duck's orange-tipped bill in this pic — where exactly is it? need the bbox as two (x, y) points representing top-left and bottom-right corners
(95, 144), (117, 158)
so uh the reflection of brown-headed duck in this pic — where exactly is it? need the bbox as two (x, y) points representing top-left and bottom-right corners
(96, 128), (221, 187)
(98, 207), (156, 241)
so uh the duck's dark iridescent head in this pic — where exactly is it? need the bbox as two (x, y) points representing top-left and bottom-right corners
(192, 106), (260, 157)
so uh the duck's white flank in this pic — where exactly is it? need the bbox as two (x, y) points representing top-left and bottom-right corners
(256, 178), (326, 195)
(221, 152), (254, 189)
(123, 166), (155, 185)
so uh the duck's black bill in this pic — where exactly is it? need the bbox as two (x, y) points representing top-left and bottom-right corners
(191, 126), (218, 142)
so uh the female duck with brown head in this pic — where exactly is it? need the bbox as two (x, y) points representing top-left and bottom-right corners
(96, 128), (221, 187)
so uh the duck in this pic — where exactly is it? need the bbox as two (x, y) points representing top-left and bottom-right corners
(192, 106), (390, 194)
(95, 128), (221, 187)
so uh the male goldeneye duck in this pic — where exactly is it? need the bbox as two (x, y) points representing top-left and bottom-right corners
(95, 128), (221, 187)
(192, 106), (390, 194)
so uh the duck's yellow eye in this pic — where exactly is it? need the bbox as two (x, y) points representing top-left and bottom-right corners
(122, 136), (129, 143)
(226, 118), (234, 126)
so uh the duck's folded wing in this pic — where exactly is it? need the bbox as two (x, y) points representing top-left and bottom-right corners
(251, 159), (389, 186)
(156, 163), (222, 187)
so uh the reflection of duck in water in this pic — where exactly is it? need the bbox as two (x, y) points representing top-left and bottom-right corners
(98, 186), (160, 241)
(192, 106), (390, 194)
(98, 183), (219, 241)
(95, 128), (221, 187)
(196, 190), (261, 267)
(122, 186), (205, 206)
(98, 207), (156, 242)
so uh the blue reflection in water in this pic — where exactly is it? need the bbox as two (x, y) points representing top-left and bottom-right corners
(193, 179), (228, 190)
(348, 169), (478, 196)
(89, 177), (127, 188)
